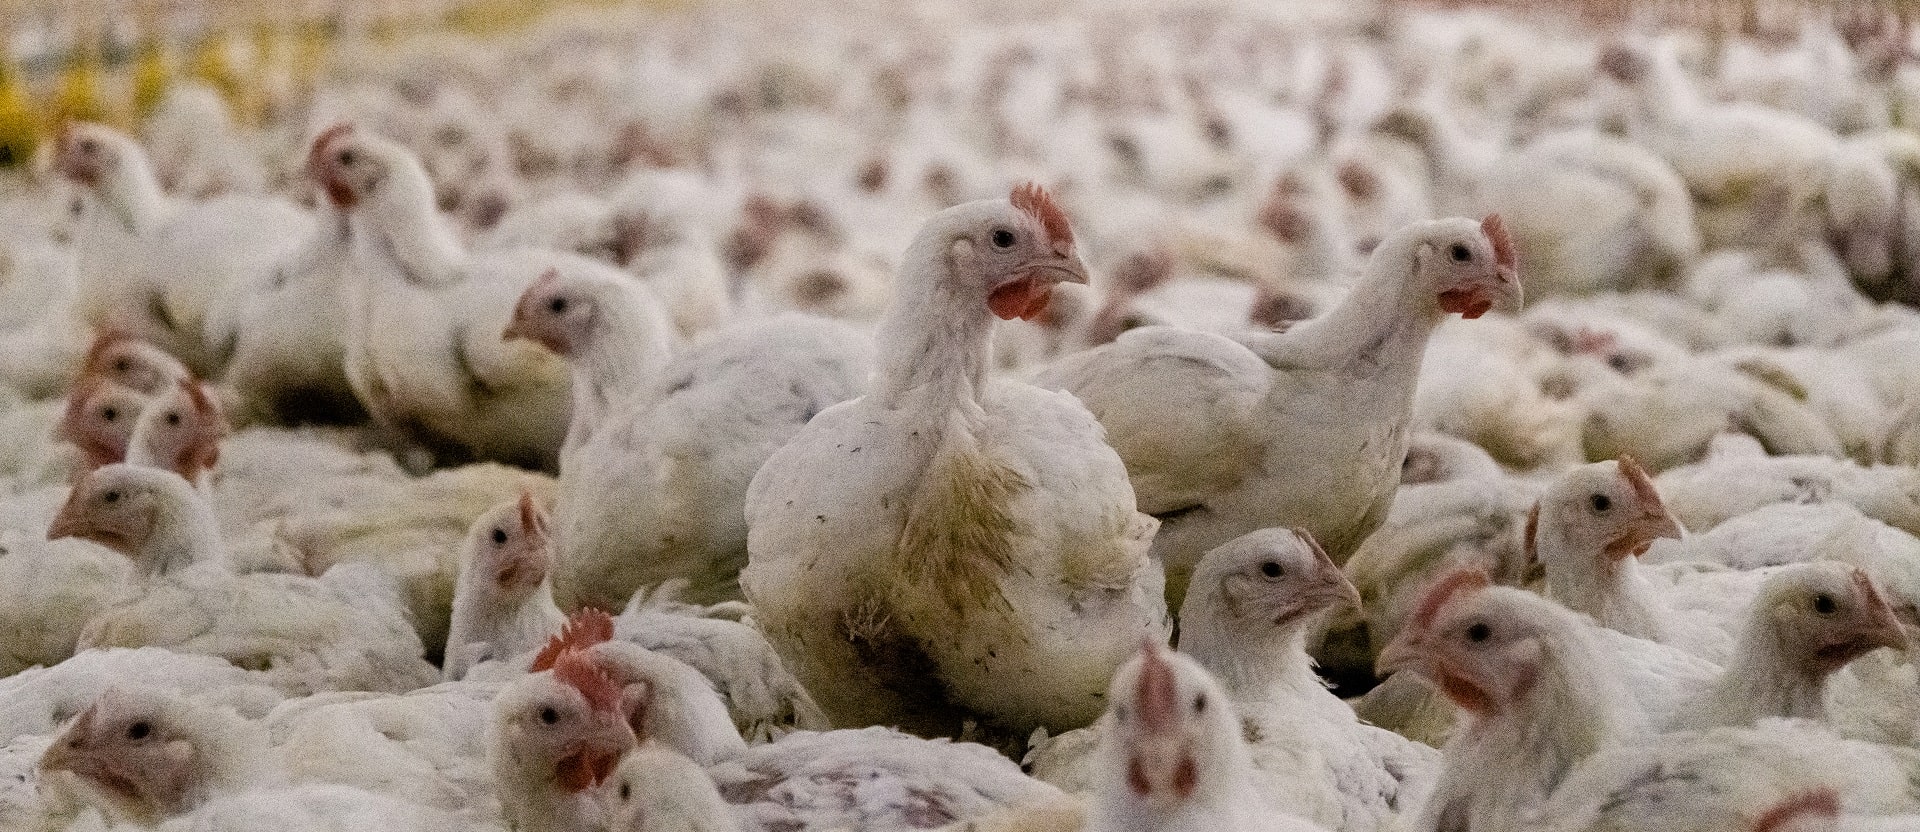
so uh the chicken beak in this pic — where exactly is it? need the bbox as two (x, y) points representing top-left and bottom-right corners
(1301, 528), (1363, 612)
(1608, 456), (1683, 560)
(1020, 253), (1091, 287)
(46, 491), (91, 543)
(1854, 571), (1912, 653)
(1482, 213), (1522, 313)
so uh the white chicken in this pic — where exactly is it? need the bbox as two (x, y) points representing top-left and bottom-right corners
(308, 123), (583, 470)
(743, 184), (1168, 740)
(1085, 644), (1330, 832)
(506, 266), (872, 608)
(52, 123), (311, 377)
(1036, 214), (1520, 605)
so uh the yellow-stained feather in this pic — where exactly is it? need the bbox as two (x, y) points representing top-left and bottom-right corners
(893, 414), (1029, 618)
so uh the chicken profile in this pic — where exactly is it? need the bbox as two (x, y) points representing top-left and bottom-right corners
(505, 267), (871, 607)
(1037, 215), (1521, 605)
(308, 123), (588, 470)
(52, 123), (310, 377)
(744, 183), (1168, 741)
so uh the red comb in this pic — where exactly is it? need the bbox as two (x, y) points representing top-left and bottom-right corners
(1411, 567), (1492, 632)
(1481, 214), (1515, 272)
(180, 379), (226, 427)
(1134, 641), (1177, 734)
(1617, 456), (1661, 507)
(1292, 527), (1335, 569)
(60, 374), (111, 428)
(1011, 182), (1073, 251)
(530, 608), (615, 672)
(1752, 789), (1840, 832)
(517, 491), (546, 537)
(551, 650), (622, 715)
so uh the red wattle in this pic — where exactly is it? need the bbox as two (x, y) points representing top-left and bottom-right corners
(989, 277), (1054, 321)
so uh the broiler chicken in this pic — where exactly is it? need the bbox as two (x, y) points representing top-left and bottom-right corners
(1028, 528), (1435, 832)
(308, 123), (588, 470)
(37, 685), (467, 830)
(48, 464), (439, 694)
(1036, 215), (1521, 605)
(1086, 643), (1330, 832)
(505, 266), (871, 608)
(743, 184), (1168, 741)
(52, 123), (310, 377)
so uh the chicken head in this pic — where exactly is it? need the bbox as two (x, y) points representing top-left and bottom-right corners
(58, 375), (148, 471)
(1376, 569), (1546, 715)
(1421, 215), (1522, 320)
(38, 686), (207, 824)
(503, 268), (592, 356)
(1760, 563), (1909, 675)
(1102, 643), (1237, 807)
(492, 649), (636, 796)
(1183, 527), (1361, 631)
(956, 183), (1091, 322)
(1527, 456), (1685, 573)
(47, 463), (167, 555)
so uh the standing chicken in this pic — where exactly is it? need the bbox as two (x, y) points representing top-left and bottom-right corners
(308, 123), (582, 470)
(743, 184), (1168, 741)
(1037, 215), (1521, 604)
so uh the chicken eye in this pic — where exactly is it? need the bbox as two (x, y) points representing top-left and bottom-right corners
(1193, 693), (1208, 713)
(619, 782), (632, 800)
(114, 359), (131, 373)
(539, 707), (559, 725)
(1449, 243), (1471, 262)
(991, 229), (1016, 248)
(1590, 494), (1611, 512)
(1466, 622), (1491, 642)
(1260, 561), (1283, 579)
(492, 528), (508, 545)
(104, 490), (121, 504)
(337, 150), (356, 166)
(548, 297), (568, 314)
(165, 412), (181, 426)
(126, 722), (151, 740)
(102, 408), (118, 422)
(1813, 594), (1837, 615)
(80, 139), (98, 154)
(1607, 354), (1633, 372)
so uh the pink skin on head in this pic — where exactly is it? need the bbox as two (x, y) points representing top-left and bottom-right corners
(549, 651), (627, 793)
(151, 380), (227, 482)
(58, 376), (141, 470)
(1812, 570), (1913, 671)
(1436, 214), (1517, 319)
(990, 183), (1081, 322)
(1125, 643), (1199, 800)
(502, 269), (569, 353)
(1377, 568), (1498, 711)
(307, 123), (359, 209)
(496, 492), (553, 591)
(1605, 455), (1682, 561)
